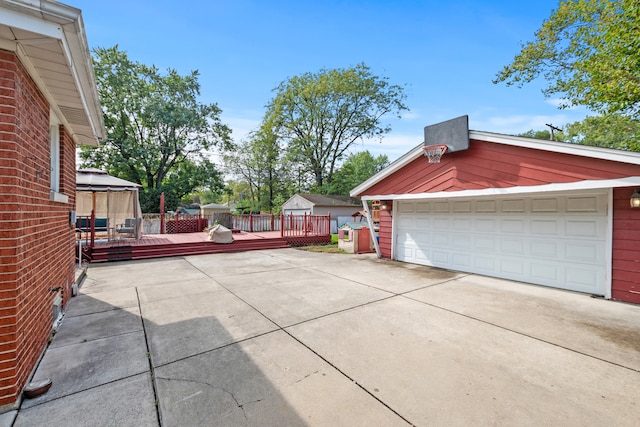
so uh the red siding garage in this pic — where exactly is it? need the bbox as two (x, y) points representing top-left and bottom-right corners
(352, 129), (640, 304)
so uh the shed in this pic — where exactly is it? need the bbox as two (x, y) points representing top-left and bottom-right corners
(201, 203), (230, 215)
(351, 116), (640, 304)
(282, 194), (362, 233)
(338, 222), (373, 254)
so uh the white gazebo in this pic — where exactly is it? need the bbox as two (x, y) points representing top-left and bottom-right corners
(76, 169), (143, 239)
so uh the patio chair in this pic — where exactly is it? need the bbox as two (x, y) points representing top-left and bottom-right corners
(116, 218), (137, 238)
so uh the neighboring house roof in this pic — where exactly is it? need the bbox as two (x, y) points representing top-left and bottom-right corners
(201, 203), (229, 211)
(76, 169), (141, 191)
(283, 193), (361, 210)
(339, 222), (367, 230)
(0, 0), (105, 146)
(351, 130), (640, 199)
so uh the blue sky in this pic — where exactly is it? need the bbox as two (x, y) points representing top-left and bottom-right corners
(73, 0), (588, 162)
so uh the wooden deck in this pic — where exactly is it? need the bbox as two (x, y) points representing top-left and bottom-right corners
(84, 231), (290, 263)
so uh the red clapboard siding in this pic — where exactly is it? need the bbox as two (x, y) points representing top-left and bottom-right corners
(612, 188), (640, 303)
(359, 140), (640, 196)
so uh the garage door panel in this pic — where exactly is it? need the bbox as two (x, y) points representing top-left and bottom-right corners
(474, 256), (496, 272)
(566, 267), (604, 289)
(531, 220), (558, 235)
(501, 239), (525, 255)
(501, 219), (525, 233)
(531, 263), (560, 281)
(530, 240), (558, 257)
(566, 220), (599, 237)
(475, 237), (496, 251)
(476, 218), (497, 232)
(395, 193), (608, 296)
(500, 259), (526, 276)
(452, 253), (472, 268)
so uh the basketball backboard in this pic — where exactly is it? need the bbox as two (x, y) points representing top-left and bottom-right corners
(423, 115), (469, 153)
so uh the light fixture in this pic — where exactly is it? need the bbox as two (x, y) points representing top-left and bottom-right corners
(631, 190), (640, 208)
(380, 201), (390, 211)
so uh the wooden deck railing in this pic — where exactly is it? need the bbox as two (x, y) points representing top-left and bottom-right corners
(280, 213), (331, 245)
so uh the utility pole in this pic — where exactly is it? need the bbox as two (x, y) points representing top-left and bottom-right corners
(545, 123), (563, 141)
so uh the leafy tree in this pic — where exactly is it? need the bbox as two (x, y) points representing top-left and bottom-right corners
(563, 114), (640, 150)
(518, 129), (554, 140)
(264, 63), (408, 188)
(79, 46), (232, 211)
(494, 0), (640, 117)
(325, 151), (389, 195)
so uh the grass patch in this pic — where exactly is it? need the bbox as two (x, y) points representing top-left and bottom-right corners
(294, 243), (347, 254)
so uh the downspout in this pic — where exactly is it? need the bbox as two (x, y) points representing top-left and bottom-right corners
(362, 200), (381, 258)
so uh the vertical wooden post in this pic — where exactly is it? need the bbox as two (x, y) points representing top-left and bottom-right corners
(249, 214), (254, 233)
(90, 209), (95, 248)
(160, 192), (165, 234)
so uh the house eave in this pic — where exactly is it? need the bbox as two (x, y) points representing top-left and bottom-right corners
(0, 0), (105, 146)
(359, 177), (640, 201)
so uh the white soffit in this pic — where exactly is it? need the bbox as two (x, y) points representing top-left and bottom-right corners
(360, 177), (640, 201)
(0, 1), (105, 146)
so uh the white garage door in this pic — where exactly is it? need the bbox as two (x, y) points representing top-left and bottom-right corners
(395, 192), (609, 295)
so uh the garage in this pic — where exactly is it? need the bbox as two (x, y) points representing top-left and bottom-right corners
(351, 117), (640, 304)
(394, 191), (609, 296)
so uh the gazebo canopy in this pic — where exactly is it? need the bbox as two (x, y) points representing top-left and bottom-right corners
(76, 169), (143, 239)
(76, 168), (141, 191)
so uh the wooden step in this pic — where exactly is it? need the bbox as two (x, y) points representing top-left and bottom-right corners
(89, 238), (289, 263)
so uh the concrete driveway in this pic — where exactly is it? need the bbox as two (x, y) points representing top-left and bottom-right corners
(8, 248), (640, 426)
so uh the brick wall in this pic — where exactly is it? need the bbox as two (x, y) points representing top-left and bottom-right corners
(0, 50), (76, 409)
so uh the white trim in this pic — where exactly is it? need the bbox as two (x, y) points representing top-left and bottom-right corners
(362, 200), (381, 257)
(351, 144), (423, 197)
(605, 188), (613, 300)
(390, 200), (396, 261)
(469, 130), (640, 165)
(0, 8), (64, 39)
(360, 177), (640, 201)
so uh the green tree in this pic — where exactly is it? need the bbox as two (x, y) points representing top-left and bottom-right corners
(494, 0), (640, 117)
(325, 151), (389, 195)
(79, 46), (231, 211)
(518, 129), (553, 140)
(563, 114), (640, 150)
(264, 63), (408, 188)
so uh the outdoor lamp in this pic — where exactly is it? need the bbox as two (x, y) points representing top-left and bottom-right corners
(631, 190), (640, 208)
(380, 201), (389, 210)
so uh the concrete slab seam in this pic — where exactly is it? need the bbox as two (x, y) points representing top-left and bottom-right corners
(401, 294), (640, 374)
(188, 262), (414, 426)
(135, 287), (162, 426)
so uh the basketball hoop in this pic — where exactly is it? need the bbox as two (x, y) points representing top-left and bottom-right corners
(423, 144), (447, 163)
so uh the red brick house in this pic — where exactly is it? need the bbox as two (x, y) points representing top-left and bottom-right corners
(352, 116), (640, 304)
(0, 1), (104, 410)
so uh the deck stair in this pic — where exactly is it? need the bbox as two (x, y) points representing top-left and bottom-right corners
(89, 236), (289, 263)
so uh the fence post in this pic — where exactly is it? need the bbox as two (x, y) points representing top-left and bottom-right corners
(280, 214), (284, 237)
(249, 214), (253, 233)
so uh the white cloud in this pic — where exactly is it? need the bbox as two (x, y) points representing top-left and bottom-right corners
(222, 116), (261, 143)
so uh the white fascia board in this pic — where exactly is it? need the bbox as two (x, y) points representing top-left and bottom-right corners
(350, 143), (424, 196)
(360, 176), (640, 201)
(470, 130), (640, 165)
(0, 7), (63, 39)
